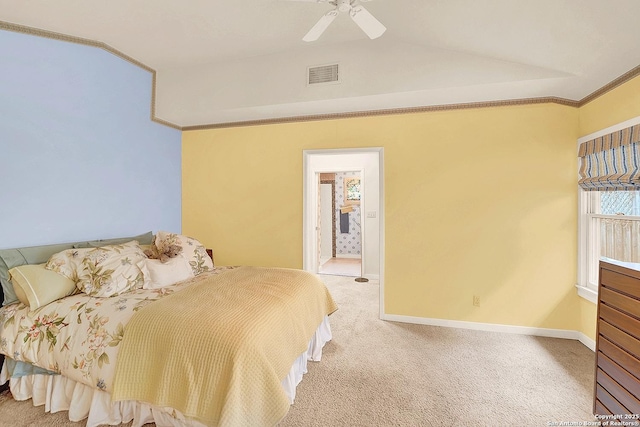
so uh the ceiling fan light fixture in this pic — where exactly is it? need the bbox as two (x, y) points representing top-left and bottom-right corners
(337, 0), (352, 13)
(293, 0), (385, 42)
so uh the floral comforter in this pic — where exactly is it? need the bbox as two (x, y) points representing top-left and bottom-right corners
(0, 267), (234, 393)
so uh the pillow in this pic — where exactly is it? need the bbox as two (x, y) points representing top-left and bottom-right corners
(0, 234), (152, 305)
(44, 248), (94, 281)
(75, 241), (149, 297)
(8, 264), (76, 310)
(138, 257), (194, 289)
(154, 231), (213, 276)
(0, 241), (80, 306)
(73, 231), (154, 248)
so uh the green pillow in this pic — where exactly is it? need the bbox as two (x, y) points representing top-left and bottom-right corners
(73, 231), (153, 248)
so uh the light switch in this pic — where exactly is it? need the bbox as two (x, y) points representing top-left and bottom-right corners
(366, 211), (376, 218)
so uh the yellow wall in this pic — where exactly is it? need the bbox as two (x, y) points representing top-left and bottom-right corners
(580, 76), (640, 135)
(577, 75), (640, 340)
(183, 103), (582, 330)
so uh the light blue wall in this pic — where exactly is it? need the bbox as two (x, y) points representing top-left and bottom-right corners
(0, 29), (182, 249)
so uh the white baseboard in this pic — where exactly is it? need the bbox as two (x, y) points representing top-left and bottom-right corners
(381, 313), (596, 351)
(336, 254), (361, 259)
(364, 274), (379, 280)
(577, 332), (596, 351)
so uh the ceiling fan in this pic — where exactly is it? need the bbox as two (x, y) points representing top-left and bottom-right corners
(289, 0), (386, 42)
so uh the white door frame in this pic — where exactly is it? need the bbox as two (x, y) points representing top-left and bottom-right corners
(319, 182), (334, 264)
(303, 148), (385, 318)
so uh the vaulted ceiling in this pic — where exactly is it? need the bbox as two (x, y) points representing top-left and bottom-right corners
(2, 0), (640, 127)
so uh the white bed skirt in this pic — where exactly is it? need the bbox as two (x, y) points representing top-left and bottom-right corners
(0, 315), (332, 427)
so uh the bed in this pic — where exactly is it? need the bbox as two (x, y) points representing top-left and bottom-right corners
(0, 232), (337, 426)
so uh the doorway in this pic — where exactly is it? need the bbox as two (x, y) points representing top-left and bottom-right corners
(318, 172), (362, 277)
(303, 148), (384, 317)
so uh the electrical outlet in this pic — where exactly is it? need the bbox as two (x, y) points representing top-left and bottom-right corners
(473, 295), (480, 307)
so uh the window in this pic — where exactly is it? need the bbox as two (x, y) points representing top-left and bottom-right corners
(576, 116), (640, 302)
(344, 177), (361, 206)
(579, 190), (640, 301)
(599, 192), (640, 264)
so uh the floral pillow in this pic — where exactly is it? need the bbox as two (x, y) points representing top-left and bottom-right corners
(153, 231), (213, 276)
(46, 241), (148, 297)
(45, 248), (94, 282)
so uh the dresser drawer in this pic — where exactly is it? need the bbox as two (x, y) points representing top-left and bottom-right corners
(596, 367), (640, 414)
(597, 383), (632, 415)
(599, 321), (640, 363)
(601, 268), (640, 300)
(600, 304), (640, 344)
(595, 399), (613, 416)
(598, 336), (640, 379)
(601, 287), (640, 320)
(598, 352), (640, 400)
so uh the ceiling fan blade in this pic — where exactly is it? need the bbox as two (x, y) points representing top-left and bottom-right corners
(349, 5), (386, 39)
(303, 10), (339, 42)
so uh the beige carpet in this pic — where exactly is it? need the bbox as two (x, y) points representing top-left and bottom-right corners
(0, 274), (595, 427)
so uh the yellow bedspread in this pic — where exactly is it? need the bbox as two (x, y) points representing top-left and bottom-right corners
(111, 266), (337, 427)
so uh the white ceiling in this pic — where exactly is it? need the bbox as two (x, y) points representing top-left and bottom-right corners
(2, 0), (640, 127)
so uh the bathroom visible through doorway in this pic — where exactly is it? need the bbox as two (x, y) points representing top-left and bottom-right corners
(317, 171), (362, 277)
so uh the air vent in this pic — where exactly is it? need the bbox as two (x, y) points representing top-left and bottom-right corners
(307, 63), (340, 85)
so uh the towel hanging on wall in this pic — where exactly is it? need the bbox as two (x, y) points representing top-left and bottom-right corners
(340, 212), (349, 233)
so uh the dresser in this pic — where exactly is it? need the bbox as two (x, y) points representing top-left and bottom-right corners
(594, 259), (640, 416)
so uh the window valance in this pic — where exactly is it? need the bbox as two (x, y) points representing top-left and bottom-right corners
(578, 123), (640, 191)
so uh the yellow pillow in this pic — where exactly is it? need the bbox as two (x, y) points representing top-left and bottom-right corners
(9, 264), (77, 310)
